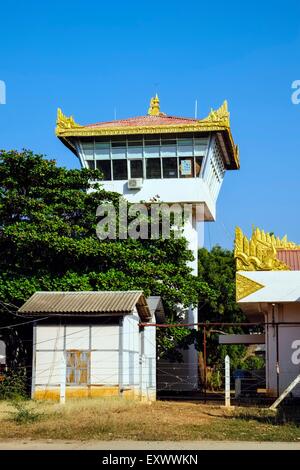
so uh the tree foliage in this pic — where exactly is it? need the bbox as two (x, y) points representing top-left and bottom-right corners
(197, 246), (263, 372)
(0, 150), (213, 362)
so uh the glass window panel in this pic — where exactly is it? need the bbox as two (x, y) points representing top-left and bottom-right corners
(86, 160), (95, 169)
(194, 145), (206, 156)
(161, 145), (176, 157)
(130, 160), (143, 178)
(95, 142), (110, 149)
(195, 157), (203, 177)
(128, 140), (142, 146)
(81, 143), (94, 159)
(81, 142), (94, 150)
(178, 145), (193, 156)
(111, 147), (126, 159)
(146, 158), (161, 179)
(95, 148), (110, 159)
(96, 160), (112, 180)
(82, 149), (94, 158)
(113, 160), (128, 180)
(194, 138), (207, 145)
(144, 139), (160, 146)
(162, 158), (178, 178)
(144, 146), (160, 158)
(177, 139), (193, 146)
(127, 147), (143, 158)
(111, 141), (126, 148)
(161, 138), (176, 145)
(179, 157), (194, 178)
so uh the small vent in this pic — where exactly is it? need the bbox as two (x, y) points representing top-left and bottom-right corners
(128, 178), (143, 189)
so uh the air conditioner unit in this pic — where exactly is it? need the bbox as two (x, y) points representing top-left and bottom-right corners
(128, 178), (143, 189)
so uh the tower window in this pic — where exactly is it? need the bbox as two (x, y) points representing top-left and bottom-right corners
(113, 160), (128, 180)
(179, 157), (194, 178)
(195, 157), (203, 177)
(162, 158), (178, 178)
(96, 160), (111, 180)
(86, 160), (95, 170)
(146, 158), (161, 179)
(130, 160), (143, 178)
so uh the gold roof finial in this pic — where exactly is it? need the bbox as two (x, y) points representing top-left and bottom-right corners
(148, 94), (160, 116)
(55, 108), (82, 136)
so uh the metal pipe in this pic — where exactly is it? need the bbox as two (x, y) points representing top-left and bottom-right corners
(276, 323), (280, 397)
(139, 322), (264, 328)
(139, 321), (300, 328)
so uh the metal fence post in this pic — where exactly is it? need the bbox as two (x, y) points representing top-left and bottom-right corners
(225, 355), (230, 407)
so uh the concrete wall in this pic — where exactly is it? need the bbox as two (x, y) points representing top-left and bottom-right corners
(265, 303), (300, 397)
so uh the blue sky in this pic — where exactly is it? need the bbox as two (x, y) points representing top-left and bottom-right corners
(1, 0), (300, 249)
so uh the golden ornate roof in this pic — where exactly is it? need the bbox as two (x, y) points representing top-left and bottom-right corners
(55, 97), (239, 169)
(234, 226), (300, 272)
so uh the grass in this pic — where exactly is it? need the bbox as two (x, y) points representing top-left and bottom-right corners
(0, 398), (299, 441)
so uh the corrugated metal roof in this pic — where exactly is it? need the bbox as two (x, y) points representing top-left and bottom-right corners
(18, 291), (151, 321)
(276, 249), (300, 271)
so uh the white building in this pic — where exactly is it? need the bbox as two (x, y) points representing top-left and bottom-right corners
(235, 227), (300, 398)
(18, 291), (164, 401)
(56, 95), (239, 390)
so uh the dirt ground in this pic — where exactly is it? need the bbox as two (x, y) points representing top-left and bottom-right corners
(0, 398), (299, 442)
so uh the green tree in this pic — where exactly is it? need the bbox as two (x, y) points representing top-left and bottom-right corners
(0, 150), (213, 366)
(197, 246), (263, 375)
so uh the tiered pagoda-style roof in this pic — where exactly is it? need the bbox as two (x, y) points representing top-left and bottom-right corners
(55, 95), (239, 169)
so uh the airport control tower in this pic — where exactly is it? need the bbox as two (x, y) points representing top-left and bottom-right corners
(56, 95), (239, 390)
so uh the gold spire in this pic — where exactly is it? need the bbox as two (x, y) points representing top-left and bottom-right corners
(148, 94), (160, 116)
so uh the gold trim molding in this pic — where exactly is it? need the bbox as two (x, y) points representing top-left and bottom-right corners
(236, 273), (265, 301)
(234, 226), (300, 272)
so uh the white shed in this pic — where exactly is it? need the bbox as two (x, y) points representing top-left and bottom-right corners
(18, 291), (164, 402)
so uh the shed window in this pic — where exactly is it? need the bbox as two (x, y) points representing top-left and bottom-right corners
(66, 351), (90, 386)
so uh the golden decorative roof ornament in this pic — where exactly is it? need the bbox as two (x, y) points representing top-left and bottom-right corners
(234, 226), (300, 272)
(201, 100), (230, 127)
(55, 108), (82, 135)
(148, 94), (161, 116)
(236, 273), (265, 301)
